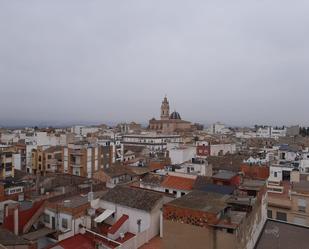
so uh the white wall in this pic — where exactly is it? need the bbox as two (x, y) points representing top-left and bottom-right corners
(210, 144), (236, 156)
(98, 200), (162, 248)
(169, 146), (195, 164)
(13, 153), (21, 170)
(268, 166), (283, 182)
(300, 159), (309, 173)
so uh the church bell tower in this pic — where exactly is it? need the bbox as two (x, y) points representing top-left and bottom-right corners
(160, 96), (170, 120)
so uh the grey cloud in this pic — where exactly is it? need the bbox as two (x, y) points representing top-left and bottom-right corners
(0, 0), (308, 126)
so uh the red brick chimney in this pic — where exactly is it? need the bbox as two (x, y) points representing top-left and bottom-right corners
(7, 203), (19, 235)
(0, 183), (5, 201)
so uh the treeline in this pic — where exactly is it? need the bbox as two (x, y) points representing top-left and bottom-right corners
(299, 127), (309, 137)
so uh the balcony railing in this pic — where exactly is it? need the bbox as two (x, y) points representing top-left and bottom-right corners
(71, 163), (82, 168)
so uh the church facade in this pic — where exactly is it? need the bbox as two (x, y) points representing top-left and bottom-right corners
(149, 97), (192, 133)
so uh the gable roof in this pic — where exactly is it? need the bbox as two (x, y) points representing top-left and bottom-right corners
(103, 165), (135, 178)
(101, 186), (163, 212)
(161, 175), (195, 191)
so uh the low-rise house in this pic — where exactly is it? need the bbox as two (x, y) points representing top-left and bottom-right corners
(212, 171), (240, 186)
(278, 144), (300, 162)
(93, 165), (136, 188)
(163, 179), (267, 249)
(173, 158), (213, 177)
(94, 186), (164, 248)
(161, 175), (196, 198)
(42, 194), (92, 241)
(139, 173), (196, 198)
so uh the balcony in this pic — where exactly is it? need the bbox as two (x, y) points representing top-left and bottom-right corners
(70, 151), (83, 156)
(71, 163), (82, 168)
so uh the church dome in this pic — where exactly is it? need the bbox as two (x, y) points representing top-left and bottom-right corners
(170, 111), (181, 120)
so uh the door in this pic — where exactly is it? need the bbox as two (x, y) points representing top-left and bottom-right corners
(52, 216), (56, 229)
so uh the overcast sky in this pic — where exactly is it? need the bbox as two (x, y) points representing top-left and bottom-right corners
(0, 0), (309, 127)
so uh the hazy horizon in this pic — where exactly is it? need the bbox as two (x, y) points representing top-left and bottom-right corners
(1, 0), (309, 127)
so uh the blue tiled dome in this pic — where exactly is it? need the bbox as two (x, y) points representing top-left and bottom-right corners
(170, 111), (181, 120)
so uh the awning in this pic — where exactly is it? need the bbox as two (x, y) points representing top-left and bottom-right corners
(94, 209), (114, 223)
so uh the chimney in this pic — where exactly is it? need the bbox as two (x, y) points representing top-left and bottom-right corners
(0, 183), (4, 199)
(14, 206), (19, 235)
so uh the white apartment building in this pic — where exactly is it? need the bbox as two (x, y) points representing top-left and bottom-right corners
(122, 133), (181, 152)
(256, 126), (287, 139)
(71, 125), (100, 136)
(207, 122), (231, 134)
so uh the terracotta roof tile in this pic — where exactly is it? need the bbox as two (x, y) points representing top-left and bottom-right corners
(161, 175), (196, 191)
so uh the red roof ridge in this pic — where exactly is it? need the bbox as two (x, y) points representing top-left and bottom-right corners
(108, 214), (129, 235)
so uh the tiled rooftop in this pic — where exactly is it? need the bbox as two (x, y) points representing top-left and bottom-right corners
(139, 236), (162, 249)
(161, 175), (195, 191)
(166, 190), (228, 214)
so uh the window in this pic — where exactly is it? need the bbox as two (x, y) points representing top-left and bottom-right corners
(173, 191), (177, 195)
(47, 164), (50, 169)
(267, 210), (273, 219)
(227, 228), (234, 234)
(62, 218), (68, 229)
(298, 199), (307, 213)
(165, 189), (169, 193)
(43, 214), (50, 223)
(137, 219), (142, 233)
(47, 155), (52, 159)
(276, 212), (287, 222)
(181, 192), (186, 196)
(274, 172), (278, 178)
